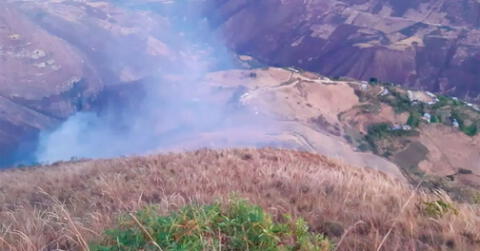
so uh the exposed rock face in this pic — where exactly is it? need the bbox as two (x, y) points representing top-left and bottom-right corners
(205, 0), (480, 101)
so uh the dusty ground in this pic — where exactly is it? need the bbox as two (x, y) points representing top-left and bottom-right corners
(342, 104), (410, 134)
(200, 67), (480, 188)
(418, 125), (480, 186)
(207, 68), (480, 195)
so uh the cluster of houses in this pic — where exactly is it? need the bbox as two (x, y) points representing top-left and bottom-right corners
(425, 92), (440, 105)
(407, 90), (440, 105)
(331, 76), (479, 131)
(390, 124), (412, 131)
(453, 98), (480, 112)
(379, 87), (390, 96)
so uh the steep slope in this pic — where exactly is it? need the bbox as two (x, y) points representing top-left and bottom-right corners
(0, 0), (479, 199)
(197, 67), (404, 178)
(206, 0), (480, 101)
(0, 148), (478, 250)
(197, 66), (480, 197)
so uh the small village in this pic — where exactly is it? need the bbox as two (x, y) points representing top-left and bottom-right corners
(281, 66), (480, 137)
(350, 78), (480, 136)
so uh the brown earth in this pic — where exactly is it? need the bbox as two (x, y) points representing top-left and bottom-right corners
(214, 68), (480, 195)
(342, 104), (409, 134)
(418, 125), (480, 187)
(203, 68), (403, 178)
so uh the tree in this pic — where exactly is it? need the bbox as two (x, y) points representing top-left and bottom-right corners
(462, 124), (478, 136)
(407, 112), (421, 127)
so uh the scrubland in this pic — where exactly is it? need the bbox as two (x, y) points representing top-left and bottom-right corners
(0, 148), (478, 250)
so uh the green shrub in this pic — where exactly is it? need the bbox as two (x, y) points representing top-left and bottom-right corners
(91, 199), (332, 251)
(432, 96), (450, 109)
(407, 112), (421, 127)
(461, 124), (478, 136)
(473, 192), (480, 204)
(366, 123), (391, 137)
(430, 115), (440, 123)
(423, 200), (458, 218)
(380, 89), (412, 113)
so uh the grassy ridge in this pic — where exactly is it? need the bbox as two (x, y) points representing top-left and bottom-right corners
(0, 149), (478, 250)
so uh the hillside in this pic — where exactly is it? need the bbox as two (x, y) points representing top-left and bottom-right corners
(1, 0), (479, 179)
(207, 0), (480, 102)
(2, 1), (480, 250)
(197, 66), (480, 202)
(0, 148), (479, 250)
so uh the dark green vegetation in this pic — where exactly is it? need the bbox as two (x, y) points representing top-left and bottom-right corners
(354, 79), (480, 137)
(380, 87), (479, 136)
(346, 80), (480, 204)
(92, 199), (332, 251)
(379, 87), (411, 114)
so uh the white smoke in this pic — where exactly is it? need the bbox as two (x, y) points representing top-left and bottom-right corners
(34, 0), (258, 163)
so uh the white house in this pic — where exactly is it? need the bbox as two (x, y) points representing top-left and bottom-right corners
(453, 119), (460, 128)
(423, 113), (432, 122)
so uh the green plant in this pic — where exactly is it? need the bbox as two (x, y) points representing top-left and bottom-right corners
(364, 123), (417, 154)
(407, 112), (421, 127)
(379, 88), (412, 113)
(461, 124), (478, 136)
(430, 115), (440, 123)
(91, 199), (332, 251)
(432, 96), (450, 109)
(423, 200), (458, 218)
(473, 192), (480, 204)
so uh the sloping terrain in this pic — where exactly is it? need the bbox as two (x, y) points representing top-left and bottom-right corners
(206, 0), (480, 102)
(197, 67), (403, 177)
(0, 0), (479, 203)
(0, 148), (478, 250)
(1, 0), (479, 179)
(197, 66), (480, 198)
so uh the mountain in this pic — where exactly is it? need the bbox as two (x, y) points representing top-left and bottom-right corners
(1, 1), (480, 249)
(206, 0), (480, 101)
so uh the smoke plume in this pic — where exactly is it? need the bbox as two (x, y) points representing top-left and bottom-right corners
(34, 1), (259, 163)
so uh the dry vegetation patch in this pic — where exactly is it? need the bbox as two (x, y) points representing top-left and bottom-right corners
(0, 148), (478, 250)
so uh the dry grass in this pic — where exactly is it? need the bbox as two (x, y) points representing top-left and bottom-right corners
(0, 148), (478, 250)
